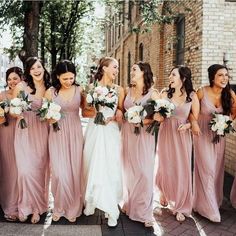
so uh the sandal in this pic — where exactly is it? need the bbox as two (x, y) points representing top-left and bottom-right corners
(19, 215), (28, 222)
(4, 215), (17, 222)
(176, 212), (185, 222)
(31, 213), (40, 224)
(68, 217), (76, 223)
(52, 213), (61, 222)
(144, 221), (154, 227)
(153, 207), (162, 216)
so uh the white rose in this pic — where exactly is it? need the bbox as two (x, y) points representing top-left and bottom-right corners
(45, 110), (53, 119)
(129, 114), (141, 124)
(10, 106), (22, 115)
(51, 112), (61, 121)
(102, 87), (109, 96)
(49, 102), (61, 112)
(86, 94), (93, 104)
(42, 101), (49, 109)
(10, 98), (22, 107)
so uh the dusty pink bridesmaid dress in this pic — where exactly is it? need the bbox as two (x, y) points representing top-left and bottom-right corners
(14, 83), (49, 219)
(0, 91), (18, 218)
(156, 95), (193, 217)
(122, 89), (155, 223)
(48, 86), (83, 220)
(230, 178), (236, 208)
(193, 87), (225, 222)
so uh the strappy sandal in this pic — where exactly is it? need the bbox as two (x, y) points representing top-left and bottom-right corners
(144, 221), (154, 227)
(52, 213), (61, 222)
(4, 215), (17, 222)
(159, 195), (168, 207)
(31, 213), (40, 224)
(19, 215), (28, 222)
(153, 207), (162, 216)
(68, 217), (76, 223)
(176, 212), (185, 222)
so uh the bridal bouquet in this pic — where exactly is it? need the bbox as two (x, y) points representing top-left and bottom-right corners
(144, 99), (175, 135)
(0, 99), (10, 126)
(37, 99), (62, 132)
(125, 105), (147, 135)
(10, 91), (31, 129)
(86, 85), (118, 125)
(209, 112), (235, 144)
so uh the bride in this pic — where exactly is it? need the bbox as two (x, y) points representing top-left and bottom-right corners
(82, 57), (124, 227)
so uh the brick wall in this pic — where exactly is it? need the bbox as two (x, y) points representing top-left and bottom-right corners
(105, 0), (236, 177)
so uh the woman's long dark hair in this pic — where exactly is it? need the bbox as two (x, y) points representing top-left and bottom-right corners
(51, 59), (77, 95)
(135, 61), (154, 95)
(5, 66), (24, 89)
(24, 57), (51, 94)
(208, 64), (232, 115)
(167, 66), (194, 103)
(94, 57), (116, 82)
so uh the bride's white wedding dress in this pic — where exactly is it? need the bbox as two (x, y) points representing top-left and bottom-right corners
(83, 95), (122, 226)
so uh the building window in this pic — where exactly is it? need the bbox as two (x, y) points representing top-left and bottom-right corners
(127, 52), (131, 85)
(176, 16), (185, 65)
(128, 1), (133, 22)
(139, 43), (144, 61)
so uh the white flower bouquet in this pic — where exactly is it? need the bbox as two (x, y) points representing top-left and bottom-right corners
(125, 105), (147, 135)
(10, 91), (31, 129)
(209, 112), (235, 144)
(144, 99), (175, 135)
(37, 99), (62, 131)
(86, 85), (118, 125)
(0, 99), (10, 126)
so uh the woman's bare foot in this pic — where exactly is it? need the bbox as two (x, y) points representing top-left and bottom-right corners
(31, 213), (40, 224)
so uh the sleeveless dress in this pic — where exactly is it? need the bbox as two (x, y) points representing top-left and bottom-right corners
(193, 87), (225, 222)
(156, 94), (193, 216)
(121, 89), (155, 223)
(48, 86), (84, 219)
(230, 177), (236, 208)
(14, 82), (49, 218)
(83, 85), (122, 224)
(0, 91), (18, 217)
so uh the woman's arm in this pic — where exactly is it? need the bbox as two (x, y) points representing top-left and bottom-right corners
(189, 88), (203, 135)
(230, 90), (236, 120)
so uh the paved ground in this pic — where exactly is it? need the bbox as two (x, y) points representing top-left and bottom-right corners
(1, 195), (236, 236)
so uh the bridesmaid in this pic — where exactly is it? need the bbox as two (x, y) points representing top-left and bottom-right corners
(0, 67), (23, 221)
(192, 64), (236, 222)
(12, 57), (51, 223)
(121, 62), (158, 227)
(44, 60), (84, 222)
(155, 66), (199, 222)
(82, 57), (124, 227)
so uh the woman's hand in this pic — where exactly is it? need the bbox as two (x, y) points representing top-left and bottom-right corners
(191, 121), (201, 136)
(48, 118), (57, 124)
(115, 109), (123, 123)
(153, 113), (164, 123)
(177, 123), (191, 132)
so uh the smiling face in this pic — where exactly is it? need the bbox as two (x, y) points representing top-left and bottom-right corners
(130, 64), (144, 84)
(58, 72), (75, 89)
(103, 59), (119, 81)
(30, 60), (45, 82)
(7, 72), (21, 89)
(213, 68), (229, 89)
(169, 68), (183, 89)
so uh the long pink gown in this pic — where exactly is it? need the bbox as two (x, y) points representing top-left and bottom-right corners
(49, 86), (83, 219)
(0, 91), (18, 217)
(14, 83), (49, 219)
(122, 89), (155, 223)
(230, 179), (236, 208)
(193, 87), (225, 222)
(156, 95), (193, 216)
